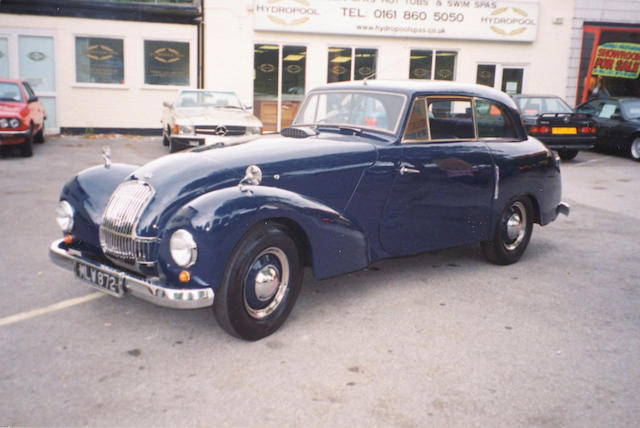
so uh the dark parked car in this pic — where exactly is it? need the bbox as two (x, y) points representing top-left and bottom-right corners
(512, 94), (597, 160)
(50, 81), (569, 340)
(0, 78), (46, 157)
(576, 97), (640, 161)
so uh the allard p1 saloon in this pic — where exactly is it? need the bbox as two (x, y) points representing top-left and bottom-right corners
(50, 81), (569, 340)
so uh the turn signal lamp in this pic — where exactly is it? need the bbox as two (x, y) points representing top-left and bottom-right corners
(63, 234), (73, 244)
(178, 271), (191, 283)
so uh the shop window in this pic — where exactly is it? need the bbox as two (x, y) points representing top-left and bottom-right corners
(474, 98), (517, 140)
(144, 40), (189, 86)
(409, 50), (456, 81)
(476, 64), (525, 94)
(501, 68), (523, 94)
(75, 36), (124, 84)
(328, 47), (377, 83)
(254, 44), (306, 132)
(476, 64), (496, 87)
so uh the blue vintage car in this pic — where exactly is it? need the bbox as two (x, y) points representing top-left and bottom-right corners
(50, 81), (569, 340)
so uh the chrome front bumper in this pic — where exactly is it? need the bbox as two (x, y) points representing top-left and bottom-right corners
(49, 239), (214, 309)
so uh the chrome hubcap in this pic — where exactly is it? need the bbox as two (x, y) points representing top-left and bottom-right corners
(255, 265), (280, 301)
(243, 247), (290, 320)
(504, 201), (527, 251)
(631, 138), (640, 160)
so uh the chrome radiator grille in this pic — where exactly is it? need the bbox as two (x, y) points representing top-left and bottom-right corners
(99, 180), (158, 268)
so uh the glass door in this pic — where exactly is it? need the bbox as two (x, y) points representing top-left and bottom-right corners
(254, 44), (306, 133)
(18, 35), (56, 130)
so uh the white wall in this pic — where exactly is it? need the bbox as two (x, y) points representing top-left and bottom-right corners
(206, 0), (574, 104)
(1, 14), (197, 130)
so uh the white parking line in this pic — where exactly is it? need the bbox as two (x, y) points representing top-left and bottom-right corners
(571, 158), (605, 167)
(0, 292), (104, 327)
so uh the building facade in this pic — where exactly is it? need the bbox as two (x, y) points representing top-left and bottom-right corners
(567, 0), (640, 106)
(0, 0), (202, 134)
(6, 0), (637, 134)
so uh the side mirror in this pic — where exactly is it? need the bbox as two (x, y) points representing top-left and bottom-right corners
(163, 101), (174, 108)
(28, 95), (39, 103)
(611, 113), (623, 121)
(245, 104), (253, 112)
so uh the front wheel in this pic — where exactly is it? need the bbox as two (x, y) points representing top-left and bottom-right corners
(214, 222), (303, 341)
(558, 149), (578, 161)
(20, 124), (34, 157)
(629, 137), (640, 162)
(481, 197), (533, 265)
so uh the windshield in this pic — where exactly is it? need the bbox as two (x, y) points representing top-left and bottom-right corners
(177, 90), (243, 109)
(516, 96), (572, 115)
(0, 82), (24, 103)
(293, 91), (407, 134)
(621, 99), (640, 120)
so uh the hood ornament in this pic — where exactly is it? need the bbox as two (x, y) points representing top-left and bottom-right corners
(102, 145), (112, 169)
(238, 165), (262, 193)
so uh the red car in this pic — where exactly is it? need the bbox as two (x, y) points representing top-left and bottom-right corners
(0, 78), (46, 157)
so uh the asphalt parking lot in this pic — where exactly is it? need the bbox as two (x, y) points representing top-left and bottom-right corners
(1, 136), (639, 427)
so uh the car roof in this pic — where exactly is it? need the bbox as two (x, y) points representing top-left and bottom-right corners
(309, 80), (518, 110)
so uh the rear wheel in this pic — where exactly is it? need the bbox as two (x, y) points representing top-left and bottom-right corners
(20, 124), (34, 157)
(629, 137), (640, 162)
(162, 128), (170, 147)
(481, 197), (533, 265)
(214, 222), (303, 341)
(558, 149), (578, 161)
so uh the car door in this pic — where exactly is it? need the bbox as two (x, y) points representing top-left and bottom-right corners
(379, 96), (495, 256)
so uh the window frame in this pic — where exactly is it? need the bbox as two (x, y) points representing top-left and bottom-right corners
(142, 38), (191, 87)
(327, 46), (378, 83)
(409, 49), (458, 81)
(73, 34), (126, 87)
(402, 95), (520, 143)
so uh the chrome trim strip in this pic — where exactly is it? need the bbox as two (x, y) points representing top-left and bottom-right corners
(494, 165), (500, 200)
(49, 239), (214, 310)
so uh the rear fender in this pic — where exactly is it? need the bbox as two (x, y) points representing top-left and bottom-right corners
(162, 185), (370, 291)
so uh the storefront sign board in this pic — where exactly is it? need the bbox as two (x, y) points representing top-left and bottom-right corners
(254, 0), (538, 43)
(592, 42), (640, 79)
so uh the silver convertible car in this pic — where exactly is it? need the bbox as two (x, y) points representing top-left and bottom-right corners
(161, 89), (263, 153)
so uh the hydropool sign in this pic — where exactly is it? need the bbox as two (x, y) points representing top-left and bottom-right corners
(592, 43), (640, 79)
(253, 0), (538, 42)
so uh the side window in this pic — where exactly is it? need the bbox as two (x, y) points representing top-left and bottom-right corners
(403, 97), (428, 141)
(474, 99), (518, 139)
(428, 98), (474, 140)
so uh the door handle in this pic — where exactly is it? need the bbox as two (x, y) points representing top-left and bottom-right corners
(399, 165), (420, 175)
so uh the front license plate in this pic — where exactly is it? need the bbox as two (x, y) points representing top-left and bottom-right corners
(552, 127), (577, 135)
(74, 262), (124, 297)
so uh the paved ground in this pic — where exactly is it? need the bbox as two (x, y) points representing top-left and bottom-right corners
(1, 136), (639, 427)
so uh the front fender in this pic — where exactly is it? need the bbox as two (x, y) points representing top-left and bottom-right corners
(161, 185), (370, 292)
(60, 163), (138, 253)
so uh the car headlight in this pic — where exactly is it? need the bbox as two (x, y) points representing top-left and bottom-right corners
(170, 229), (198, 268)
(9, 118), (21, 128)
(0, 118), (8, 128)
(178, 124), (195, 135)
(247, 126), (261, 135)
(55, 200), (75, 233)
